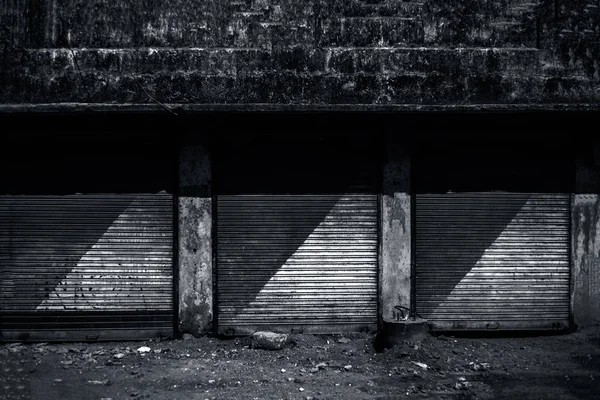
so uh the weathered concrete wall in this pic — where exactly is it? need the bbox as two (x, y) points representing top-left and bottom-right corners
(380, 135), (411, 323)
(178, 142), (213, 336)
(573, 140), (600, 326)
(572, 195), (600, 327)
(537, 0), (600, 85)
(0, 0), (598, 105)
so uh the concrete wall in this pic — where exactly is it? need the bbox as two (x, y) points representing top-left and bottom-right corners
(572, 195), (600, 327)
(380, 134), (411, 323)
(178, 141), (213, 336)
(573, 140), (600, 327)
(0, 0), (598, 106)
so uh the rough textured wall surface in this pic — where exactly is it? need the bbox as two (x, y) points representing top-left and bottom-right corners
(573, 195), (600, 327)
(533, 0), (600, 106)
(0, 0), (599, 105)
(573, 140), (600, 326)
(178, 143), (213, 336)
(381, 136), (411, 323)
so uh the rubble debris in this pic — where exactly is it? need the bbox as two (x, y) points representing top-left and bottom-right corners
(315, 362), (327, 370)
(137, 347), (151, 353)
(411, 361), (428, 370)
(251, 332), (289, 351)
(469, 362), (490, 371)
(87, 380), (110, 386)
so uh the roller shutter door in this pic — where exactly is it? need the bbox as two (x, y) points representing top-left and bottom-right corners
(0, 193), (174, 341)
(0, 133), (175, 342)
(216, 136), (379, 335)
(415, 192), (570, 330)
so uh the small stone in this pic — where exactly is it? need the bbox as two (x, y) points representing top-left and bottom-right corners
(137, 347), (151, 353)
(182, 333), (195, 341)
(208, 380), (215, 384)
(411, 361), (428, 370)
(315, 362), (327, 370)
(310, 367), (319, 373)
(342, 82), (356, 91)
(299, 387), (305, 392)
(53, 379), (63, 383)
(287, 378), (294, 382)
(251, 331), (289, 351)
(337, 337), (351, 344)
(87, 380), (109, 386)
(281, 369), (286, 373)
(113, 353), (125, 359)
(344, 365), (352, 371)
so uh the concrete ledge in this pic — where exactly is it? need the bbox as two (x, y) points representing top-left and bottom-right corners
(1, 103), (600, 114)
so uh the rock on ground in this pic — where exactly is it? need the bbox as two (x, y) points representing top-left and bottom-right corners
(251, 331), (289, 350)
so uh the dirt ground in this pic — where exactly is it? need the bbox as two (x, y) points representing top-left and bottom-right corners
(2, 323), (600, 400)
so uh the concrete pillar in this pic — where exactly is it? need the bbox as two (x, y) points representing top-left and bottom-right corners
(572, 195), (600, 327)
(380, 135), (412, 323)
(572, 141), (600, 327)
(178, 141), (213, 336)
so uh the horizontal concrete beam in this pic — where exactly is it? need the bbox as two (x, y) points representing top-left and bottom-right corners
(1, 103), (600, 114)
(2, 70), (596, 104)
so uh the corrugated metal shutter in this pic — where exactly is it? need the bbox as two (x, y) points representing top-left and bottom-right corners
(217, 194), (378, 335)
(0, 193), (174, 341)
(415, 192), (570, 330)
